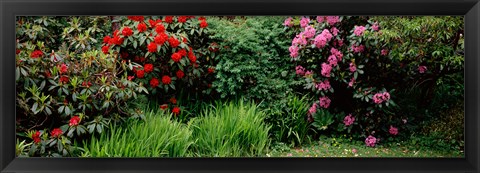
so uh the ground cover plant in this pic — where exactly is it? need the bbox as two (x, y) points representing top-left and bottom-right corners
(16, 16), (464, 157)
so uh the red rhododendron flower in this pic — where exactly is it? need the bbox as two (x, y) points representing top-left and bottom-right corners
(176, 70), (184, 79)
(171, 52), (182, 62)
(127, 16), (144, 22)
(122, 26), (133, 37)
(188, 53), (197, 63)
(170, 97), (177, 104)
(144, 64), (154, 73)
(44, 71), (51, 78)
(160, 104), (168, 110)
(178, 49), (187, 56)
(32, 131), (41, 144)
(182, 37), (188, 43)
(162, 75), (171, 85)
(147, 42), (157, 53)
(82, 81), (92, 88)
(69, 116), (81, 126)
(102, 45), (109, 54)
(30, 50), (43, 58)
(103, 36), (111, 44)
(155, 23), (165, 33)
(198, 17), (206, 21)
(136, 70), (145, 78)
(168, 37), (180, 48)
(50, 128), (63, 138)
(164, 16), (173, 23)
(154, 33), (168, 45)
(121, 51), (129, 59)
(137, 22), (147, 32)
(148, 19), (162, 28)
(178, 16), (188, 23)
(172, 107), (180, 115)
(208, 67), (215, 74)
(59, 63), (68, 74)
(200, 20), (208, 28)
(109, 36), (124, 45)
(60, 76), (69, 83)
(150, 77), (159, 88)
(128, 76), (135, 81)
(16, 49), (21, 55)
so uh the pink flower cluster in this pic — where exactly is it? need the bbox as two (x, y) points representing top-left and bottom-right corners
(283, 17), (293, 27)
(373, 91), (391, 104)
(330, 48), (343, 61)
(296, 65), (306, 76)
(300, 17), (310, 28)
(330, 27), (339, 36)
(326, 16), (340, 26)
(351, 44), (365, 53)
(302, 26), (316, 39)
(372, 22), (379, 31)
(365, 135), (377, 147)
(293, 34), (308, 46)
(389, 126), (398, 135)
(418, 66), (427, 73)
(314, 29), (333, 49)
(289, 45), (300, 58)
(381, 49), (389, 56)
(354, 26), (366, 36)
(348, 77), (355, 87)
(328, 55), (338, 67)
(319, 96), (331, 108)
(321, 63), (332, 77)
(308, 102), (318, 115)
(349, 62), (356, 72)
(343, 114), (355, 126)
(316, 80), (331, 91)
(305, 70), (313, 76)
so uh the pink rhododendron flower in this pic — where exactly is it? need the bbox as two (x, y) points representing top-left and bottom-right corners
(305, 70), (313, 76)
(303, 26), (316, 39)
(328, 55), (338, 66)
(373, 92), (391, 104)
(352, 148), (357, 154)
(372, 22), (379, 31)
(315, 80), (331, 91)
(349, 62), (356, 72)
(314, 29), (333, 49)
(289, 45), (299, 58)
(382, 92), (391, 101)
(354, 26), (366, 36)
(351, 44), (365, 53)
(418, 66), (427, 73)
(365, 135), (377, 147)
(343, 114), (355, 126)
(319, 96), (331, 108)
(330, 48), (343, 61)
(283, 17), (293, 27)
(348, 77), (355, 87)
(326, 16), (340, 26)
(308, 103), (318, 115)
(321, 63), (332, 77)
(316, 16), (325, 23)
(381, 49), (389, 56)
(300, 17), (310, 28)
(330, 27), (339, 36)
(296, 65), (306, 76)
(293, 33), (308, 46)
(389, 126), (398, 135)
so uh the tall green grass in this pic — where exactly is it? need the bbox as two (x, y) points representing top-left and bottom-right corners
(190, 100), (271, 157)
(82, 109), (193, 157)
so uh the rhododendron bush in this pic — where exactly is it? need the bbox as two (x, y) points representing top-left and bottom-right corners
(284, 16), (463, 146)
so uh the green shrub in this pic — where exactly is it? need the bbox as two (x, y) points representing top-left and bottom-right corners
(82, 108), (193, 157)
(190, 100), (271, 157)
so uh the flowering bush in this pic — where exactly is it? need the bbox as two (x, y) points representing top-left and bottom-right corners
(285, 16), (463, 146)
(102, 16), (217, 117)
(16, 16), (148, 156)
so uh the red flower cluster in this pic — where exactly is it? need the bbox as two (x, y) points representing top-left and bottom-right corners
(127, 16), (145, 22)
(102, 45), (109, 54)
(121, 51), (129, 59)
(122, 26), (133, 37)
(103, 36), (111, 44)
(188, 51), (197, 63)
(149, 19), (162, 28)
(164, 16), (173, 23)
(172, 107), (181, 115)
(134, 56), (146, 63)
(176, 70), (184, 79)
(108, 30), (125, 45)
(50, 128), (63, 138)
(150, 77), (159, 88)
(160, 104), (168, 110)
(128, 76), (135, 81)
(178, 16), (188, 23)
(60, 76), (69, 83)
(154, 32), (168, 45)
(155, 23), (165, 33)
(208, 67), (215, 74)
(59, 63), (68, 74)
(171, 52), (182, 62)
(199, 17), (208, 28)
(16, 49), (21, 55)
(82, 81), (92, 88)
(170, 97), (177, 104)
(136, 70), (145, 78)
(32, 131), (41, 144)
(144, 64), (154, 73)
(30, 50), (43, 58)
(162, 75), (171, 85)
(168, 37), (180, 48)
(147, 42), (157, 53)
(137, 22), (147, 32)
(69, 116), (80, 126)
(178, 49), (187, 56)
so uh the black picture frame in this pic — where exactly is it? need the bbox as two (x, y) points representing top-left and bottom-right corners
(1, 0), (479, 173)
